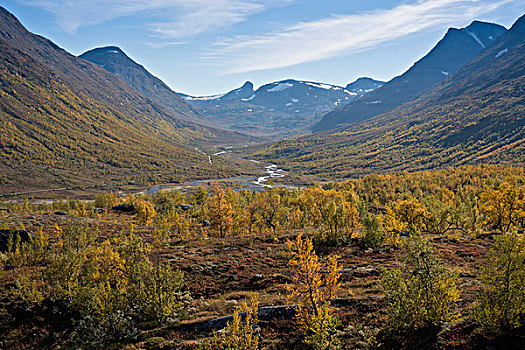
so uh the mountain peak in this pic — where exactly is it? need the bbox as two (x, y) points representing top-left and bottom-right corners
(353, 77), (377, 82)
(313, 19), (507, 132)
(81, 46), (126, 57)
(79, 45), (205, 122)
(345, 77), (384, 92)
(510, 13), (525, 32)
(98, 46), (124, 54)
(465, 19), (506, 31)
(229, 81), (255, 97)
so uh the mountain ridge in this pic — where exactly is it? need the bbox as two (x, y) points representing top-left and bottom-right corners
(257, 15), (524, 179)
(179, 77), (383, 138)
(79, 46), (205, 124)
(313, 20), (508, 132)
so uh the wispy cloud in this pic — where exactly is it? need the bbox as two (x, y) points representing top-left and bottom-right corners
(148, 1), (265, 39)
(17, 0), (273, 37)
(208, 0), (514, 74)
(143, 41), (189, 49)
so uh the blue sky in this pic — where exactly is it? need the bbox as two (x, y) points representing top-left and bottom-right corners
(4, 0), (524, 96)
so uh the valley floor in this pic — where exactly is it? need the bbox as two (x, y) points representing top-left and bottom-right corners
(0, 164), (524, 349)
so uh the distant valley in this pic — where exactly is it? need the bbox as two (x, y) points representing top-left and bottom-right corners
(0, 4), (523, 191)
(178, 78), (383, 138)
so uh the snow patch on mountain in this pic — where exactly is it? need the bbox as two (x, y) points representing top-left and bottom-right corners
(184, 93), (226, 101)
(304, 82), (342, 90)
(466, 30), (485, 48)
(267, 83), (293, 92)
(495, 48), (508, 58)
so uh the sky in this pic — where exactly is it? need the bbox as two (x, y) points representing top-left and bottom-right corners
(4, 0), (525, 96)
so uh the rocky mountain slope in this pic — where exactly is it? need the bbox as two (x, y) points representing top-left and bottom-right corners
(0, 6), (235, 193)
(313, 20), (507, 132)
(79, 46), (204, 124)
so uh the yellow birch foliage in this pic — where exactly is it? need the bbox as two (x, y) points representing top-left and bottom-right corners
(135, 199), (157, 226)
(207, 185), (234, 237)
(205, 294), (260, 350)
(480, 182), (525, 232)
(286, 233), (342, 349)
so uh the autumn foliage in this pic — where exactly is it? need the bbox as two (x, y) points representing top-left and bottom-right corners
(286, 233), (342, 349)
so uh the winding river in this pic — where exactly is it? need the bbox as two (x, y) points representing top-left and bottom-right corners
(144, 149), (286, 195)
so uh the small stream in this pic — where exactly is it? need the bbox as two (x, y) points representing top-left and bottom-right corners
(253, 164), (285, 186)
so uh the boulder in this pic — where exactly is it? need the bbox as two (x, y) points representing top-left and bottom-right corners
(0, 229), (31, 252)
(111, 203), (136, 213)
(201, 220), (212, 227)
(179, 203), (193, 211)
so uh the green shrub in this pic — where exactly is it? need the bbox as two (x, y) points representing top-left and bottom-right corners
(16, 221), (190, 340)
(13, 268), (45, 309)
(360, 213), (384, 249)
(134, 264), (190, 323)
(94, 192), (118, 209)
(203, 295), (260, 350)
(381, 236), (461, 329)
(475, 232), (525, 335)
(71, 311), (138, 349)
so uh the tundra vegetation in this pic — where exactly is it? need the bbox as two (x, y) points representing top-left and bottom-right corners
(0, 164), (524, 349)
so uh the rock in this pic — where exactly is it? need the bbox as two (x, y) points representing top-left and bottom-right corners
(182, 305), (295, 331)
(111, 203), (136, 213)
(249, 274), (265, 286)
(179, 203), (193, 211)
(0, 229), (31, 252)
(226, 299), (238, 306)
(54, 211), (67, 215)
(344, 265), (380, 278)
